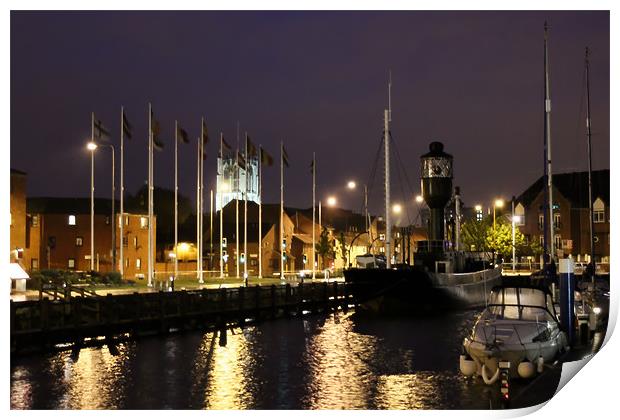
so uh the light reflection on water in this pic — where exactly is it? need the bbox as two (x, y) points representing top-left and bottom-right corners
(11, 309), (498, 409)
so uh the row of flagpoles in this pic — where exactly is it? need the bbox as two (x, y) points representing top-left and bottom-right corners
(89, 104), (321, 284)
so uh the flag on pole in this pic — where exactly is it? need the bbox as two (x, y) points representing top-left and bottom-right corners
(177, 124), (190, 144)
(282, 144), (290, 167)
(151, 109), (164, 151)
(122, 111), (133, 139)
(94, 116), (110, 140)
(260, 147), (273, 167)
(247, 136), (257, 157)
(222, 136), (232, 152)
(201, 119), (209, 145)
(237, 151), (246, 169)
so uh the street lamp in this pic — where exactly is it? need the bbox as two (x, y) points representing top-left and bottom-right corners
(392, 203), (402, 214)
(87, 142), (97, 270)
(415, 195), (423, 204)
(492, 198), (504, 265)
(347, 180), (356, 190)
(327, 196), (337, 207)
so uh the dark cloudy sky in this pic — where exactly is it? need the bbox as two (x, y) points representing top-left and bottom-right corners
(10, 11), (609, 221)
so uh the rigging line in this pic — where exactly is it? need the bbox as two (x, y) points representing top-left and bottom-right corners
(389, 132), (415, 224)
(391, 136), (413, 225)
(365, 134), (385, 216)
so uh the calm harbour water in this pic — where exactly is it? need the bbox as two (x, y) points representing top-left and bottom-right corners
(11, 309), (509, 409)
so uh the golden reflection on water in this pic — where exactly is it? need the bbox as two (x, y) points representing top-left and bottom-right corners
(303, 314), (379, 409)
(61, 344), (130, 409)
(374, 373), (446, 409)
(202, 327), (254, 409)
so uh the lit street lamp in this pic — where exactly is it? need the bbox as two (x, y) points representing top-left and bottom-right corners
(327, 196), (337, 207)
(347, 180), (356, 190)
(87, 141), (97, 271)
(493, 198), (504, 264)
(392, 203), (402, 214)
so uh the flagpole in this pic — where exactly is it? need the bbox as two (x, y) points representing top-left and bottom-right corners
(258, 145), (263, 279)
(196, 137), (200, 281)
(280, 141), (284, 281)
(210, 188), (213, 274)
(199, 119), (205, 284)
(174, 120), (179, 282)
(119, 107), (124, 277)
(147, 103), (153, 287)
(318, 200), (322, 271)
(90, 112), (95, 271)
(219, 133), (224, 278)
(235, 154), (240, 279)
(244, 132), (248, 283)
(312, 152), (316, 280)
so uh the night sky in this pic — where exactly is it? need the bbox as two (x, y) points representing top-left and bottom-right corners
(10, 11), (610, 222)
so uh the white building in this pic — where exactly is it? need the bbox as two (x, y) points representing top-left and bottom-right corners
(216, 156), (260, 211)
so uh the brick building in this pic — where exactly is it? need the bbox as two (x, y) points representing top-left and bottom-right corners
(515, 170), (610, 263)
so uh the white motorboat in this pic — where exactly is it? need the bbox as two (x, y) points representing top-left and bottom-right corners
(460, 284), (568, 383)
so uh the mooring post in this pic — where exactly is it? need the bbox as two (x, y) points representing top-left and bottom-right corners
(559, 258), (576, 344)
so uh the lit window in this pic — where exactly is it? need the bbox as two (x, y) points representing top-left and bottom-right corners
(136, 258), (141, 269)
(140, 217), (149, 229)
(31, 258), (39, 270)
(133, 236), (138, 248)
(125, 216), (129, 226)
(125, 258), (129, 268)
(593, 210), (605, 223)
(68, 215), (76, 225)
(68, 258), (75, 269)
(553, 213), (561, 229)
(76, 237), (83, 247)
(32, 215), (39, 227)
(539, 236), (544, 247)
(105, 216), (110, 225)
(554, 235), (561, 250)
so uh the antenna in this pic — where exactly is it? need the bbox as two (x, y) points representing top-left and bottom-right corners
(388, 69), (392, 122)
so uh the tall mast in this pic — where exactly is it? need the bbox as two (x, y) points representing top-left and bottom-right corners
(544, 22), (555, 262)
(585, 47), (595, 283)
(384, 74), (392, 269)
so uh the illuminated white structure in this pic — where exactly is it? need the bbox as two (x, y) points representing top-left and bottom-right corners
(216, 156), (259, 211)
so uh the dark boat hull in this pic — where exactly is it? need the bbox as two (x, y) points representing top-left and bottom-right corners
(344, 267), (502, 314)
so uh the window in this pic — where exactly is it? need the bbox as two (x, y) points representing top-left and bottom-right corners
(136, 258), (142, 269)
(554, 234), (561, 250)
(68, 258), (75, 269)
(76, 236), (83, 247)
(105, 216), (110, 225)
(553, 213), (561, 229)
(125, 258), (129, 268)
(68, 215), (76, 225)
(140, 217), (149, 229)
(31, 258), (39, 270)
(123, 237), (128, 247)
(32, 215), (39, 227)
(125, 216), (129, 226)
(594, 210), (605, 223)
(538, 214), (544, 230)
(593, 198), (605, 223)
(514, 204), (525, 226)
(539, 236), (544, 247)
(133, 236), (138, 248)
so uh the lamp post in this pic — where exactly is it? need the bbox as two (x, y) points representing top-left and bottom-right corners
(87, 142), (97, 271)
(99, 143), (115, 271)
(493, 199), (504, 265)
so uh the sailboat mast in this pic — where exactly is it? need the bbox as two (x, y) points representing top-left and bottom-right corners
(585, 47), (595, 283)
(384, 74), (392, 269)
(544, 22), (555, 262)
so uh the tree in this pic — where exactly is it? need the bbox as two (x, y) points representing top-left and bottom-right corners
(315, 227), (335, 269)
(462, 215), (535, 261)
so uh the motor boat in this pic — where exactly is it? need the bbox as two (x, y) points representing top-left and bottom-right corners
(459, 283), (568, 383)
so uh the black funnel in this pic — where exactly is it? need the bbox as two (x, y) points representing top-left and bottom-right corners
(420, 142), (453, 242)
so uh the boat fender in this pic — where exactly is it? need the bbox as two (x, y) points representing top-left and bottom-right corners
(537, 356), (544, 373)
(460, 355), (478, 377)
(481, 364), (500, 385)
(517, 361), (535, 379)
